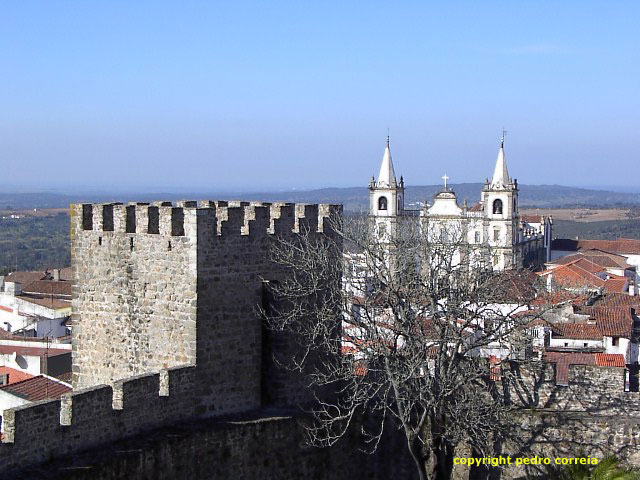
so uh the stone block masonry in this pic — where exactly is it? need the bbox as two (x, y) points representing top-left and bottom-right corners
(0, 199), (342, 477)
(0, 364), (196, 472)
(70, 200), (341, 415)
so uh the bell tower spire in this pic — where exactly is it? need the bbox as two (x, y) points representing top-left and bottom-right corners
(491, 130), (511, 189)
(376, 135), (397, 188)
(369, 136), (404, 219)
(483, 131), (519, 270)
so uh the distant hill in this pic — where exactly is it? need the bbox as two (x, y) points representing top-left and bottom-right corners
(2, 184), (640, 211)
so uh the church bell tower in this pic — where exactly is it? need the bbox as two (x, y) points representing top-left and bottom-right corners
(369, 137), (404, 219)
(481, 133), (519, 269)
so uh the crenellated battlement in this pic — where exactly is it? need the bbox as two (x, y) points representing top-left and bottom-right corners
(71, 200), (342, 239)
(0, 364), (196, 471)
(0, 198), (343, 476)
(70, 198), (342, 397)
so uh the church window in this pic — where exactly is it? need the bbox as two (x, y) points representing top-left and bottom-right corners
(492, 199), (503, 215)
(475, 231), (481, 243)
(493, 228), (500, 242)
(378, 196), (388, 211)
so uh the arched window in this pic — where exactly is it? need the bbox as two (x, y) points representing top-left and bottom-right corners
(492, 199), (503, 215)
(378, 196), (388, 211)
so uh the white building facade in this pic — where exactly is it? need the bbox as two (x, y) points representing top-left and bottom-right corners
(368, 137), (552, 271)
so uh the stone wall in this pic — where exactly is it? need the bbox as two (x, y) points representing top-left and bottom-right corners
(500, 412), (640, 479)
(70, 202), (199, 388)
(503, 363), (640, 414)
(70, 200), (341, 414)
(0, 364), (196, 472)
(1, 200), (342, 475)
(5, 411), (416, 480)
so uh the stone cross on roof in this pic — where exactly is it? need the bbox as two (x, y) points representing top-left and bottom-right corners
(442, 174), (449, 190)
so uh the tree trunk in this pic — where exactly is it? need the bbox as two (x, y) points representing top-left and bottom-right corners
(431, 438), (455, 480)
(407, 435), (429, 480)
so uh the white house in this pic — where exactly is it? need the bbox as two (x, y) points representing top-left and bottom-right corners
(0, 277), (71, 338)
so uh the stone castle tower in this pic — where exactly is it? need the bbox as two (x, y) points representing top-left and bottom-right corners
(1, 199), (348, 475)
(70, 200), (341, 413)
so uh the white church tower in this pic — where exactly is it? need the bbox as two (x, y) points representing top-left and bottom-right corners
(369, 137), (405, 225)
(481, 133), (519, 269)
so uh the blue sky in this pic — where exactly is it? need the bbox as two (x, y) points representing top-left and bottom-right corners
(1, 1), (638, 192)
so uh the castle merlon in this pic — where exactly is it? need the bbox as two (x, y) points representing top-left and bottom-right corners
(1, 364), (196, 454)
(71, 201), (342, 238)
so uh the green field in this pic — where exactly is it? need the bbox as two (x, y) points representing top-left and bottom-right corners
(0, 213), (70, 275)
(552, 219), (640, 241)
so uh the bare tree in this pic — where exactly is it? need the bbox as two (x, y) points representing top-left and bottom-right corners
(262, 213), (545, 480)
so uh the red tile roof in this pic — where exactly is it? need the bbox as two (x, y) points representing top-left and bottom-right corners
(492, 269), (540, 303)
(595, 292), (640, 307)
(0, 375), (71, 401)
(16, 295), (71, 310)
(21, 280), (72, 297)
(552, 238), (640, 255)
(0, 328), (14, 340)
(0, 345), (70, 358)
(470, 203), (483, 212)
(550, 251), (631, 270)
(595, 353), (626, 368)
(3, 271), (47, 285)
(578, 306), (635, 337)
(0, 366), (34, 385)
(543, 351), (597, 385)
(603, 277), (629, 293)
(571, 258), (607, 274)
(531, 291), (589, 307)
(551, 323), (602, 340)
(541, 261), (606, 289)
(520, 214), (544, 224)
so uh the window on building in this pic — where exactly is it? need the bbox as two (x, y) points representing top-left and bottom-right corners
(564, 342), (569, 347)
(0, 374), (8, 386)
(612, 337), (619, 347)
(492, 199), (503, 215)
(474, 231), (481, 243)
(378, 196), (388, 211)
(584, 343), (588, 347)
(493, 228), (500, 242)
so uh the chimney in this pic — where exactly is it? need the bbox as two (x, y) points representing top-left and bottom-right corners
(5, 282), (22, 296)
(53, 269), (60, 282)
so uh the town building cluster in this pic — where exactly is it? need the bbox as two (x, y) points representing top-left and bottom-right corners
(346, 139), (640, 392)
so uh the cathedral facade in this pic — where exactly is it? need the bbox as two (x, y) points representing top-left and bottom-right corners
(368, 138), (552, 270)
